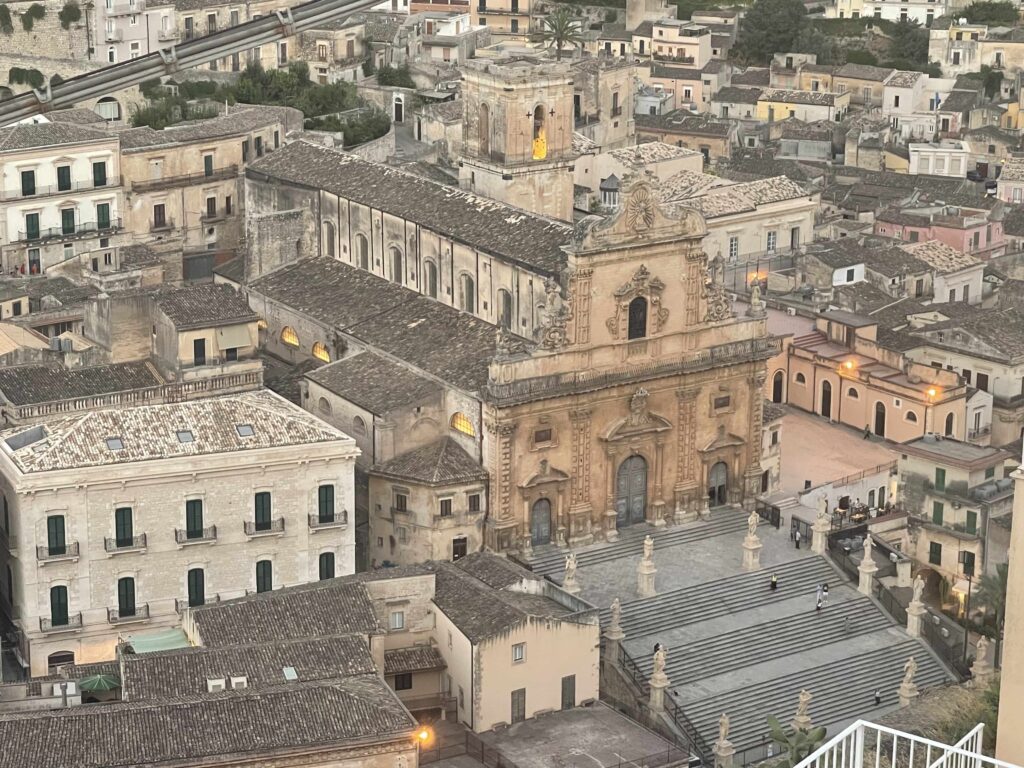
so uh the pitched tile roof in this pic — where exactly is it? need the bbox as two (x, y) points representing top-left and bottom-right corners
(191, 580), (381, 648)
(0, 122), (111, 152)
(607, 141), (701, 165)
(453, 551), (534, 589)
(372, 438), (487, 485)
(0, 362), (163, 406)
(0, 390), (352, 474)
(836, 63), (894, 82)
(1000, 155), (1024, 182)
(759, 88), (840, 106)
(307, 350), (442, 415)
(118, 105), (299, 151)
(153, 283), (258, 330)
(732, 67), (770, 86)
(383, 645), (446, 675)
(714, 86), (762, 104)
(887, 70), (923, 88)
(900, 241), (981, 274)
(905, 308), (1024, 361)
(0, 677), (415, 768)
(635, 112), (732, 136)
(121, 635), (376, 701)
(247, 140), (572, 276)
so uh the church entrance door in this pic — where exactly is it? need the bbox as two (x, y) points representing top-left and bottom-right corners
(615, 455), (648, 528)
(708, 461), (729, 507)
(530, 499), (552, 546)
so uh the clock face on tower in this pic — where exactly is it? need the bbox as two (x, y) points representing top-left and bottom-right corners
(625, 186), (656, 233)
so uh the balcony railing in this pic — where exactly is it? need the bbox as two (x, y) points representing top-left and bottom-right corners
(794, 720), (991, 768)
(103, 534), (147, 553)
(40, 613), (83, 632)
(174, 525), (217, 544)
(131, 164), (238, 193)
(201, 207), (231, 222)
(157, 26), (178, 41)
(18, 218), (122, 243)
(390, 505), (413, 516)
(967, 425), (991, 440)
(653, 53), (695, 64)
(175, 594), (221, 613)
(1, 177), (120, 202)
(36, 542), (80, 561)
(107, 603), (150, 624)
(308, 511), (349, 529)
(150, 217), (175, 232)
(105, 28), (123, 41)
(244, 518), (285, 536)
(107, 1), (145, 17)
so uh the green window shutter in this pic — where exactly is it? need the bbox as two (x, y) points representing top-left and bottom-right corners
(318, 485), (334, 521)
(50, 585), (68, 625)
(115, 507), (133, 546)
(966, 510), (977, 535)
(932, 501), (944, 526)
(47, 515), (65, 554)
(255, 492), (271, 529)
(187, 568), (205, 607)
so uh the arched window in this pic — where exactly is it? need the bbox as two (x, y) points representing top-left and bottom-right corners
(478, 103), (490, 156)
(355, 233), (369, 270)
(117, 576), (136, 618)
(318, 397), (332, 415)
(795, 372), (806, 384)
(390, 246), (404, 284)
(324, 221), (336, 257)
(498, 289), (513, 330)
(312, 341), (330, 362)
(847, 387), (859, 399)
(627, 296), (647, 340)
(319, 551), (335, 580)
(460, 274), (476, 313)
(868, 489), (876, 508)
(450, 412), (475, 436)
(280, 326), (299, 347)
(532, 104), (547, 160)
(352, 416), (366, 436)
(944, 412), (955, 436)
(906, 411), (918, 423)
(255, 560), (273, 593)
(425, 261), (439, 299)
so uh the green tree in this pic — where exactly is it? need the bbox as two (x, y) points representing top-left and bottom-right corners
(845, 49), (878, 65)
(792, 25), (834, 64)
(58, 1), (82, 30)
(767, 716), (828, 767)
(975, 562), (1008, 623)
(888, 19), (928, 65)
(540, 7), (584, 61)
(733, 0), (808, 65)
(963, 0), (1018, 24)
(377, 64), (416, 88)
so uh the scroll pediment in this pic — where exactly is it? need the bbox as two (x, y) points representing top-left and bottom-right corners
(700, 425), (746, 453)
(521, 459), (570, 488)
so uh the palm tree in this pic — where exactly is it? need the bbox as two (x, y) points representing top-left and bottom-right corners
(540, 7), (583, 62)
(767, 716), (827, 768)
(975, 562), (1008, 622)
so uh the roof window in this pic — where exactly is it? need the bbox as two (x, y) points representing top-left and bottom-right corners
(176, 430), (194, 443)
(236, 424), (254, 437)
(106, 437), (124, 451)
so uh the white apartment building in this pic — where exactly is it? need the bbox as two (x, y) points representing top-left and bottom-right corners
(882, 71), (956, 141)
(829, 0), (948, 26)
(0, 123), (125, 276)
(96, 0), (150, 65)
(0, 390), (359, 676)
(908, 140), (971, 177)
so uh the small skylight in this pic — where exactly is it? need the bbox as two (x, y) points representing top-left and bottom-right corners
(236, 424), (255, 437)
(176, 430), (194, 444)
(106, 437), (124, 451)
(282, 666), (298, 682)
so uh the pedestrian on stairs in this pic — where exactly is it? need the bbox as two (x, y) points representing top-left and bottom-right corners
(770, 573), (778, 591)
(874, 689), (881, 706)
(863, 425), (871, 439)
(816, 598), (822, 612)
(795, 529), (802, 549)
(822, 583), (830, 605)
(844, 615), (852, 634)
(816, 584), (823, 604)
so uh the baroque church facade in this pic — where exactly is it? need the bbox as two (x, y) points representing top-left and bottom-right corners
(480, 178), (779, 552)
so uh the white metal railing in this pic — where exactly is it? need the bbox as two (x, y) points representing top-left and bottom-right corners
(795, 721), (1019, 768)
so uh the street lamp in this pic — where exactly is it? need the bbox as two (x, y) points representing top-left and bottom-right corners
(958, 549), (975, 666)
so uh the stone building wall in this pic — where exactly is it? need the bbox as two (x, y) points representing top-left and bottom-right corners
(0, 1), (90, 63)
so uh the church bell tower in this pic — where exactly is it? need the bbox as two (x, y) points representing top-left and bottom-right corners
(459, 56), (575, 222)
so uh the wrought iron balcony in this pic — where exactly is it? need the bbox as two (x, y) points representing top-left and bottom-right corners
(308, 511), (349, 529)
(36, 542), (80, 561)
(175, 525), (217, 545)
(40, 613), (83, 632)
(1, 176), (120, 202)
(130, 164), (238, 193)
(18, 218), (122, 243)
(150, 217), (175, 232)
(104, 533), (147, 552)
(157, 26), (178, 41)
(107, 1), (145, 17)
(175, 594), (221, 613)
(105, 28), (123, 41)
(244, 517), (285, 536)
(107, 603), (150, 624)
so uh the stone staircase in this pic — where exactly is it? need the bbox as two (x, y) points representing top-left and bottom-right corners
(631, 595), (891, 684)
(528, 507), (749, 579)
(604, 557), (837, 637)
(680, 639), (954, 752)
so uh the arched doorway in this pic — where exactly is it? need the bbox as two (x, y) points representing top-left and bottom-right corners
(944, 412), (954, 437)
(615, 455), (647, 528)
(772, 370), (784, 403)
(820, 381), (832, 419)
(530, 499), (552, 546)
(47, 651), (74, 675)
(874, 402), (886, 437)
(393, 95), (404, 123)
(708, 461), (728, 507)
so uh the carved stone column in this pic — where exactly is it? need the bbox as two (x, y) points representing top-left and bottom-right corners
(569, 408), (594, 545)
(487, 422), (518, 550)
(570, 267), (593, 346)
(652, 438), (667, 526)
(742, 372), (767, 509)
(674, 387), (700, 524)
(605, 447), (620, 542)
(684, 249), (704, 327)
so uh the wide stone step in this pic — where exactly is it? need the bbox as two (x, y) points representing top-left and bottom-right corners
(681, 639), (954, 751)
(609, 557), (837, 639)
(632, 597), (891, 683)
(528, 507), (750, 577)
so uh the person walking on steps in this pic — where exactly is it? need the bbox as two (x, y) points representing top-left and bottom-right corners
(822, 583), (830, 606)
(795, 529), (802, 549)
(770, 573), (778, 591)
(874, 689), (881, 706)
(863, 425), (871, 439)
